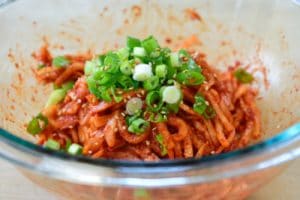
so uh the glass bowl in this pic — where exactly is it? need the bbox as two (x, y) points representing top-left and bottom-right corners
(0, 0), (299, 199)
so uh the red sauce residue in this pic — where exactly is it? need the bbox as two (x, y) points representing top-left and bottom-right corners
(124, 19), (129, 25)
(165, 37), (172, 44)
(177, 35), (201, 49)
(220, 40), (230, 46)
(10, 105), (15, 110)
(17, 73), (23, 83)
(131, 5), (142, 17)
(185, 8), (203, 22)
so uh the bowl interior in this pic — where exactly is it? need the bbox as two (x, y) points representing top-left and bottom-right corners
(0, 0), (299, 147)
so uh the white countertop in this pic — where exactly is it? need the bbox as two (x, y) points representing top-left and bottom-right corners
(0, 159), (299, 200)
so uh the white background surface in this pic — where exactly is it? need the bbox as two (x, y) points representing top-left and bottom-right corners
(0, 159), (299, 200)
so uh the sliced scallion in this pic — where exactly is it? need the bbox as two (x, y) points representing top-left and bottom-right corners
(67, 143), (83, 155)
(126, 97), (143, 115)
(143, 76), (160, 91)
(162, 86), (181, 104)
(133, 47), (146, 57)
(44, 139), (60, 150)
(45, 89), (66, 107)
(155, 64), (167, 78)
(234, 68), (254, 84)
(128, 118), (149, 134)
(133, 63), (153, 81)
(52, 56), (69, 68)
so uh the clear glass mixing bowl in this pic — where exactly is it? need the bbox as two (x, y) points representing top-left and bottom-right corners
(0, 0), (299, 199)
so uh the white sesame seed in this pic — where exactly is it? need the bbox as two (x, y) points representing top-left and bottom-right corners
(68, 126), (73, 129)
(77, 99), (82, 104)
(276, 125), (281, 128)
(205, 101), (210, 105)
(137, 94), (142, 98)
(145, 140), (150, 146)
(88, 150), (92, 154)
(114, 128), (118, 132)
(121, 112), (126, 117)
(122, 126), (126, 130)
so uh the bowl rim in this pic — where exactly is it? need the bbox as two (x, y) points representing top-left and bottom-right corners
(1, 123), (299, 168)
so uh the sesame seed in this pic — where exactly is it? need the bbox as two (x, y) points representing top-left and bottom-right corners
(205, 101), (210, 105)
(137, 94), (142, 98)
(77, 99), (82, 104)
(88, 150), (92, 154)
(114, 128), (118, 132)
(141, 90), (145, 95)
(276, 125), (281, 128)
(122, 126), (126, 130)
(145, 140), (150, 146)
(121, 112), (126, 117)
(210, 151), (215, 154)
(68, 126), (73, 129)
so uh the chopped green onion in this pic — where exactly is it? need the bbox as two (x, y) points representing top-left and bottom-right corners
(110, 87), (123, 103)
(93, 69), (112, 85)
(62, 81), (74, 91)
(104, 52), (120, 73)
(234, 68), (254, 83)
(127, 36), (141, 49)
(52, 56), (69, 68)
(44, 139), (60, 150)
(67, 143), (83, 155)
(133, 47), (146, 57)
(134, 189), (150, 199)
(128, 118), (149, 134)
(187, 59), (201, 72)
(45, 89), (66, 107)
(37, 64), (45, 69)
(170, 52), (180, 67)
(99, 87), (112, 102)
(141, 36), (160, 53)
(96, 54), (106, 66)
(117, 47), (130, 61)
(117, 75), (137, 90)
(166, 103), (180, 113)
(143, 76), (160, 91)
(27, 113), (48, 135)
(126, 97), (143, 115)
(193, 94), (207, 115)
(146, 112), (166, 123)
(155, 133), (168, 156)
(133, 63), (153, 81)
(65, 139), (72, 150)
(53, 83), (59, 90)
(155, 64), (167, 78)
(162, 86), (181, 104)
(120, 61), (133, 75)
(146, 91), (163, 112)
(84, 60), (97, 75)
(176, 70), (204, 86)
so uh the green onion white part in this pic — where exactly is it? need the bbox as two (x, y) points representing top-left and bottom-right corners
(162, 86), (181, 104)
(133, 63), (153, 81)
(67, 143), (83, 155)
(126, 97), (143, 115)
